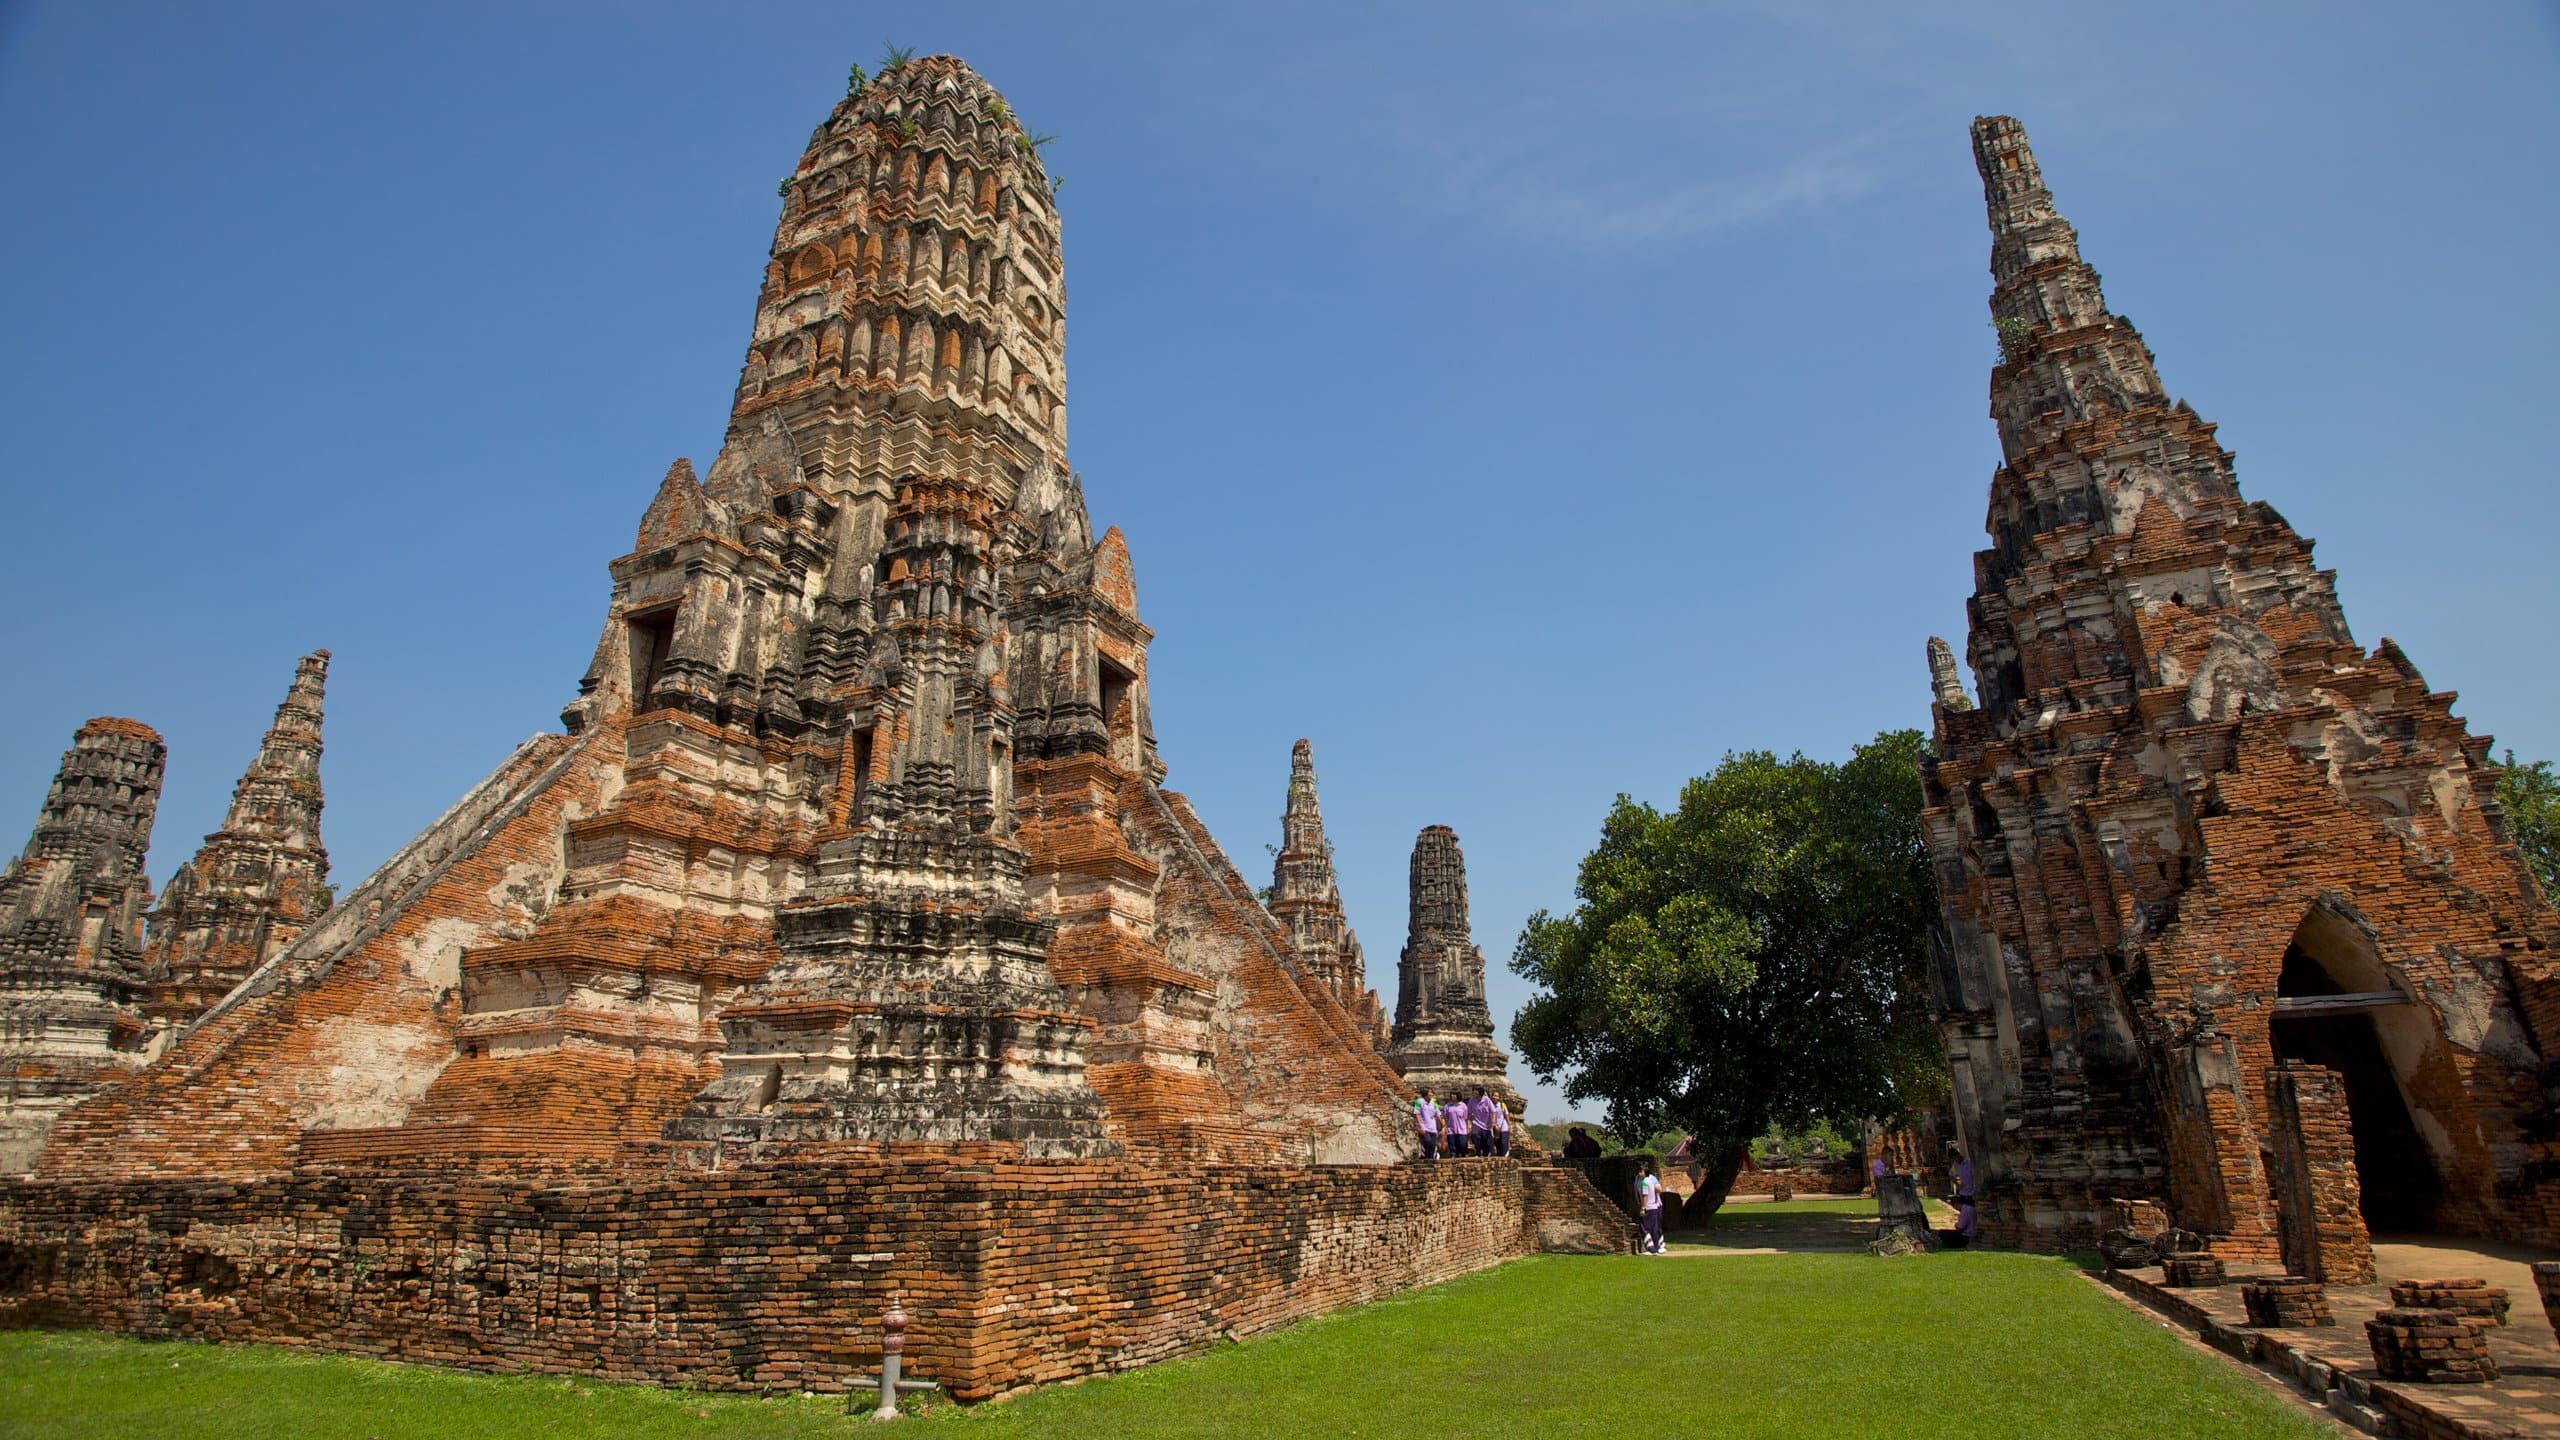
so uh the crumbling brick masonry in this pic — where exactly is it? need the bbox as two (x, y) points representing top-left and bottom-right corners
(1922, 117), (2560, 1262)
(0, 54), (1626, 1394)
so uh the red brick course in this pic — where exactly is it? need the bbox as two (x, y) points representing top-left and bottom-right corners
(0, 1154), (1623, 1399)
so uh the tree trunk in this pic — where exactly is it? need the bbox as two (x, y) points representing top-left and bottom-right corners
(1683, 1144), (1750, 1221)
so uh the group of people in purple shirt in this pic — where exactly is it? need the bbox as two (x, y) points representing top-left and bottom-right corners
(1409, 1086), (1512, 1159)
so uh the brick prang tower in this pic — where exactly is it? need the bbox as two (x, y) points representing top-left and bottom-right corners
(1923, 117), (2560, 1264)
(0, 718), (165, 1171)
(1386, 825), (1519, 1111)
(644, 56), (1117, 1155)
(1268, 739), (1386, 1046)
(142, 651), (332, 1039)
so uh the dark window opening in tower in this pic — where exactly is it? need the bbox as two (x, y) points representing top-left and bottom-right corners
(1098, 658), (1134, 746)
(628, 606), (679, 705)
(1968, 784), (2001, 841)
(849, 727), (875, 820)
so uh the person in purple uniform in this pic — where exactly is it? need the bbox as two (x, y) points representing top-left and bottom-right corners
(1412, 1088), (1440, 1161)
(1441, 1095), (1473, 1156)
(1470, 1087), (1509, 1158)
(1637, 1158), (1666, 1254)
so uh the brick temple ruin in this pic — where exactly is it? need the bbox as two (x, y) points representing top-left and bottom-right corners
(1267, 739), (1388, 1046)
(1385, 826), (1521, 1111)
(0, 653), (333, 1172)
(1922, 117), (2560, 1273)
(0, 57), (1623, 1396)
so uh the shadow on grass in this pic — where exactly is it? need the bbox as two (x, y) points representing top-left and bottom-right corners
(1674, 1195), (1894, 1252)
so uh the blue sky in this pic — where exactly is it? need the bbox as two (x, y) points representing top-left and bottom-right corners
(3, 3), (2554, 1124)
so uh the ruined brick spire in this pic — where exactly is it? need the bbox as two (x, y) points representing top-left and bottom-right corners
(0, 718), (165, 1170)
(1963, 116), (2330, 721)
(143, 651), (332, 1034)
(1385, 825), (1518, 1109)
(1923, 119), (2560, 1259)
(1268, 740), (1384, 1043)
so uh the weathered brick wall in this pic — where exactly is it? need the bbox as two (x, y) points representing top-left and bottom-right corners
(35, 731), (605, 1180)
(0, 1154), (1615, 1399)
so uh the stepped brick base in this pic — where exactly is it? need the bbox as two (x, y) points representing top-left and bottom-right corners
(0, 1154), (1628, 1400)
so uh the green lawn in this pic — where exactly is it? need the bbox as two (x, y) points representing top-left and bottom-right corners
(1, 1251), (2330, 1440)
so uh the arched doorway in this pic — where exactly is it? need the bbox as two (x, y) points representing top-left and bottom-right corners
(2267, 904), (2443, 1232)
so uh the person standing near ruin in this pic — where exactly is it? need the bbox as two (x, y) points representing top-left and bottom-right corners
(1442, 1094), (1473, 1156)
(1638, 1158), (1666, 1254)
(1412, 1088), (1440, 1161)
(1470, 1087), (1510, 1158)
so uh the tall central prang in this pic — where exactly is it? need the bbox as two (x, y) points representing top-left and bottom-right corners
(642, 57), (1118, 1153)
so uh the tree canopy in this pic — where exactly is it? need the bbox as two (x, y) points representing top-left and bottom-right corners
(1509, 730), (1944, 1165)
(2501, 749), (2558, 904)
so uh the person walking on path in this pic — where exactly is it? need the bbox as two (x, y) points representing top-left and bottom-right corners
(1638, 1158), (1666, 1254)
(1469, 1087), (1510, 1158)
(1412, 1089), (1441, 1161)
(1442, 1095), (1473, 1156)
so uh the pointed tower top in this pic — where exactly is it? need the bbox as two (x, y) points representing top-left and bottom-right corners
(285, 648), (329, 716)
(1971, 115), (2081, 286)
(1269, 738), (1372, 1016)
(213, 651), (330, 851)
(1275, 738), (1334, 896)
(1973, 115), (2194, 513)
(1928, 636), (1974, 712)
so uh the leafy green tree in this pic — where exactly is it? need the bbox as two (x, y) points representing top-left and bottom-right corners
(1510, 730), (1945, 1214)
(2501, 750), (2559, 904)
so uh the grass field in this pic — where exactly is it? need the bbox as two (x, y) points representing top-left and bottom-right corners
(0, 1247), (2330, 1439)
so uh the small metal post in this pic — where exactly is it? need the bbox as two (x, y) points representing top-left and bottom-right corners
(874, 1294), (908, 1421)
